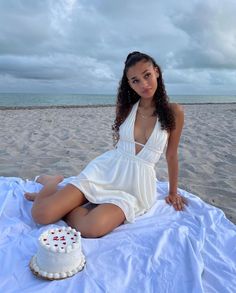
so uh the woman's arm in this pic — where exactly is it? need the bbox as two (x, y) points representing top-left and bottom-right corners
(165, 103), (187, 210)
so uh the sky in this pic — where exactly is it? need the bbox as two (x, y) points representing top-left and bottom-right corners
(0, 0), (236, 95)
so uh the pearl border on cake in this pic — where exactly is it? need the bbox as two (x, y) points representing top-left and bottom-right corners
(30, 253), (86, 280)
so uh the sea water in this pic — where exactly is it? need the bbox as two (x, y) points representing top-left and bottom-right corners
(0, 93), (235, 108)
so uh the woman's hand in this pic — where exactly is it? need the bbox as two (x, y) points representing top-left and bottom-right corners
(165, 193), (188, 211)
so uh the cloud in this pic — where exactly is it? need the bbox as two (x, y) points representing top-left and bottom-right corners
(0, 0), (235, 94)
(169, 0), (236, 69)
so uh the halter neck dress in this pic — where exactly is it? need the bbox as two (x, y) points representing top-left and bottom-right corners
(70, 100), (169, 223)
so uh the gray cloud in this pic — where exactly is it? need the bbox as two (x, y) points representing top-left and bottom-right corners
(0, 0), (235, 94)
(169, 0), (236, 69)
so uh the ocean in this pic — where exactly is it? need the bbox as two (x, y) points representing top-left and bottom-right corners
(0, 93), (235, 108)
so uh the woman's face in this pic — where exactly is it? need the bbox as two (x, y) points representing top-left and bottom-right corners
(126, 60), (159, 100)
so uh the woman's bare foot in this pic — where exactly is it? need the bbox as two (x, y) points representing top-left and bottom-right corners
(36, 174), (64, 186)
(24, 175), (64, 201)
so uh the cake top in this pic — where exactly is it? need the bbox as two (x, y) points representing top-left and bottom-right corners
(39, 226), (81, 253)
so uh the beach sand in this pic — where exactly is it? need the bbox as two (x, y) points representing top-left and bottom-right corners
(0, 103), (235, 223)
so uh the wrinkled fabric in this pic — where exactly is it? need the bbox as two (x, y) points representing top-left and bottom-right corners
(0, 176), (235, 293)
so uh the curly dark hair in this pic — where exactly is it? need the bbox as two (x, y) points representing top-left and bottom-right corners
(112, 51), (176, 145)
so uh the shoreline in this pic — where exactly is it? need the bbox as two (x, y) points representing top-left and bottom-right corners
(1, 102), (236, 111)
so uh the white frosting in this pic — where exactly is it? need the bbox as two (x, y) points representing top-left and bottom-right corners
(31, 226), (85, 279)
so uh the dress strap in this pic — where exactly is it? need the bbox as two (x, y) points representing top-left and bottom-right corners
(118, 138), (163, 154)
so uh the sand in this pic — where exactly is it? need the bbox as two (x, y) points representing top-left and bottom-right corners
(0, 103), (235, 223)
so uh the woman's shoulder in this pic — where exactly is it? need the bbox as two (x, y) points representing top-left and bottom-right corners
(169, 102), (184, 115)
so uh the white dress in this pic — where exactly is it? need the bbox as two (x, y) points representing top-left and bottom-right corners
(70, 100), (169, 222)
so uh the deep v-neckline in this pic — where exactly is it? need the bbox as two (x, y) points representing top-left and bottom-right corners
(132, 100), (158, 156)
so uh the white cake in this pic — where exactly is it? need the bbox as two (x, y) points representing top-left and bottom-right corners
(30, 226), (85, 280)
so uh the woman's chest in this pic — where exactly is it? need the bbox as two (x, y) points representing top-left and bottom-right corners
(133, 116), (157, 145)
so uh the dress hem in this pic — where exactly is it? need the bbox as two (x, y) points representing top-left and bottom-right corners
(68, 180), (135, 223)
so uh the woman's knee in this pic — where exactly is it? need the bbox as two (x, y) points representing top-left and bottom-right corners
(31, 205), (56, 225)
(31, 185), (87, 225)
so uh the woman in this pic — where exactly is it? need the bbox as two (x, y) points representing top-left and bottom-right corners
(25, 51), (187, 238)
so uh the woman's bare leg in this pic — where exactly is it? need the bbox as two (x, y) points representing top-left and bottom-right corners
(25, 175), (64, 201)
(27, 180), (88, 225)
(64, 206), (89, 223)
(64, 203), (126, 238)
(25, 175), (125, 237)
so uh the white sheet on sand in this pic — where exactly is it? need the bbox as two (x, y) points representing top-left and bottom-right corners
(0, 176), (235, 293)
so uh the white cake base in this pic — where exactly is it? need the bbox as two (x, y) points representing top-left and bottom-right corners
(30, 253), (85, 280)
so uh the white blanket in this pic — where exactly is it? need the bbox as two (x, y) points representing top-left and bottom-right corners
(0, 176), (235, 293)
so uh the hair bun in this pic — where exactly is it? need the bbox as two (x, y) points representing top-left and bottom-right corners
(125, 51), (141, 63)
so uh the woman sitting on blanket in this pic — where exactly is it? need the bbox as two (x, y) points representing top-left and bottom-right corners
(25, 51), (187, 238)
